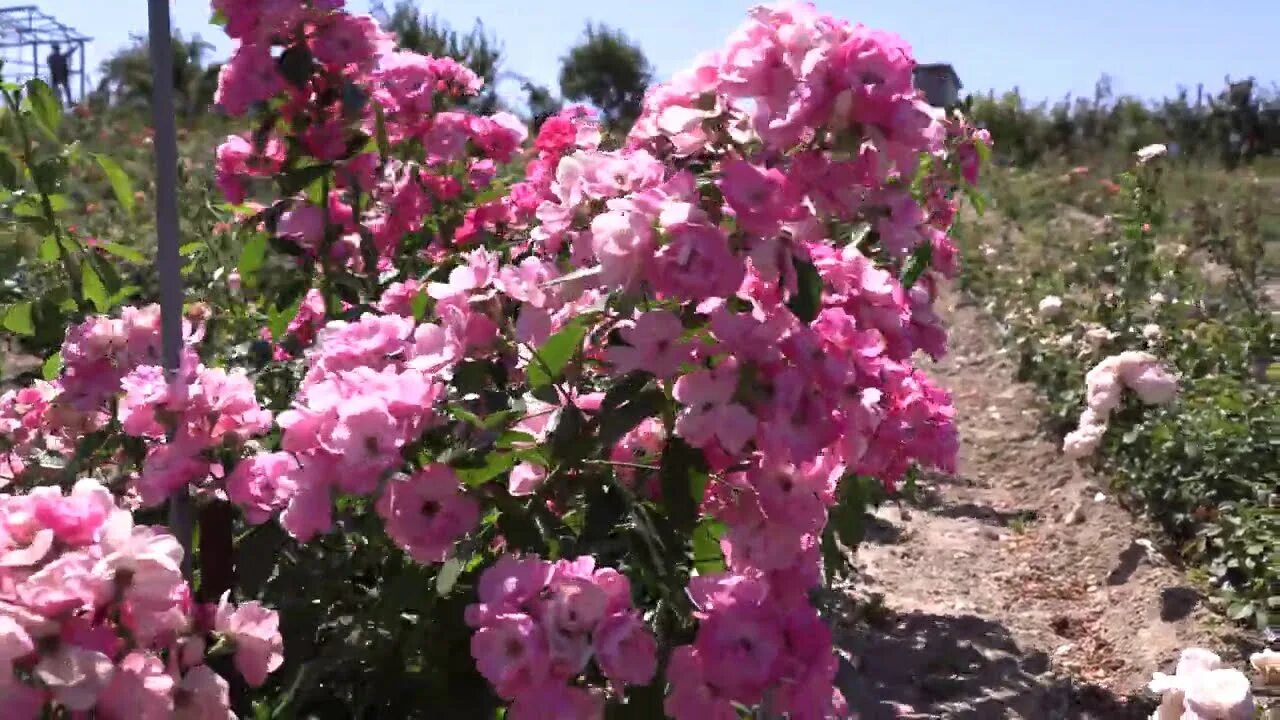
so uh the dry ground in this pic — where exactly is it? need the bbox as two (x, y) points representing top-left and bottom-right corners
(834, 287), (1266, 719)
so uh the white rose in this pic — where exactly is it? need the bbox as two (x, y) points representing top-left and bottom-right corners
(1136, 143), (1168, 164)
(1037, 295), (1063, 319)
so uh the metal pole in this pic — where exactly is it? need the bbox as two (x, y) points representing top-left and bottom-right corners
(28, 7), (35, 85)
(78, 40), (84, 103)
(147, 0), (192, 577)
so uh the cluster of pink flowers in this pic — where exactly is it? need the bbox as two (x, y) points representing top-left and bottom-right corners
(214, 0), (533, 274)
(0, 480), (282, 717)
(251, 281), (533, 545)
(120, 360), (274, 507)
(1063, 350), (1179, 458)
(170, 0), (992, 714)
(60, 304), (200, 413)
(465, 555), (657, 719)
(0, 381), (64, 486)
(666, 574), (845, 719)
(0, 305), (224, 494)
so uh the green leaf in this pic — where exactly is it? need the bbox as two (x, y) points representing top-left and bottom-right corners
(267, 294), (304, 340)
(549, 404), (589, 466)
(455, 451), (516, 487)
(598, 385), (665, 449)
(91, 154), (135, 214)
(435, 558), (464, 597)
(22, 79), (61, 137)
(3, 302), (33, 335)
(411, 289), (430, 321)
(659, 438), (702, 533)
(98, 241), (146, 264)
(373, 105), (391, 159)
(238, 233), (269, 279)
(41, 351), (62, 380)
(901, 241), (933, 290)
(38, 236), (58, 261)
(278, 163), (331, 197)
(828, 475), (879, 551)
(821, 524), (845, 584)
(235, 523), (288, 597)
(81, 262), (108, 312)
(493, 492), (547, 554)
(474, 182), (507, 204)
(445, 405), (484, 427)
(974, 137), (992, 166)
(787, 258), (822, 324)
(45, 194), (70, 213)
(0, 151), (18, 190)
(963, 184), (987, 215)
(527, 318), (588, 388)
(13, 196), (43, 217)
(179, 241), (204, 256)
(276, 44), (314, 90)
(110, 285), (141, 305)
(1227, 601), (1256, 621)
(692, 519), (726, 573)
(496, 431), (538, 449)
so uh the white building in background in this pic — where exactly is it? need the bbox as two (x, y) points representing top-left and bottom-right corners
(913, 63), (962, 107)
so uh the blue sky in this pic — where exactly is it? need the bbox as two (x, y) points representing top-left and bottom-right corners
(21, 0), (1280, 106)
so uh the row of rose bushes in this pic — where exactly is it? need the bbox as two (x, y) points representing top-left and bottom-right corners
(955, 150), (1278, 630)
(0, 1), (991, 716)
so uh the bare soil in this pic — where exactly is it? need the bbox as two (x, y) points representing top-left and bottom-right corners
(834, 287), (1264, 719)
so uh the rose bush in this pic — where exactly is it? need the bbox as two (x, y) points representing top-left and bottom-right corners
(955, 144), (1278, 630)
(0, 1), (990, 715)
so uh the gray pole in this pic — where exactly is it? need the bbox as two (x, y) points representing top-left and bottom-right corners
(147, 0), (192, 576)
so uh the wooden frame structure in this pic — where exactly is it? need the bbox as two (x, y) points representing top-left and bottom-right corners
(0, 5), (91, 102)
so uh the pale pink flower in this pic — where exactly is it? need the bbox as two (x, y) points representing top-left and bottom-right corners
(508, 683), (605, 720)
(0, 615), (34, 677)
(605, 310), (690, 378)
(34, 645), (115, 711)
(226, 452), (299, 524)
(470, 613), (549, 700)
(97, 651), (174, 720)
(592, 611), (658, 687)
(376, 466), (478, 564)
(174, 665), (233, 720)
(215, 593), (284, 687)
(673, 364), (757, 455)
(590, 210), (654, 289)
(279, 475), (333, 542)
(508, 462), (546, 497)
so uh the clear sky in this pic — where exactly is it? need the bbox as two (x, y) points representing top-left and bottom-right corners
(19, 0), (1280, 106)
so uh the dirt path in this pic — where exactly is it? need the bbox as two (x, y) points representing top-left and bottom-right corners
(834, 287), (1261, 719)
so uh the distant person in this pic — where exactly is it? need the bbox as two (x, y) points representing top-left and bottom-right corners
(46, 43), (76, 105)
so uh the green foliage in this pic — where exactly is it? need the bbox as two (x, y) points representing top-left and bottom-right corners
(94, 32), (218, 114)
(559, 23), (652, 131)
(956, 156), (1279, 629)
(968, 74), (1280, 168)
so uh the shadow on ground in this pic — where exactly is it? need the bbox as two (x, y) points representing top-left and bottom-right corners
(932, 502), (1039, 528)
(836, 611), (1155, 719)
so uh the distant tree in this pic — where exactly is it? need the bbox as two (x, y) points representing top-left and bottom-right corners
(559, 23), (652, 131)
(372, 1), (504, 114)
(517, 77), (563, 130)
(95, 32), (216, 115)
